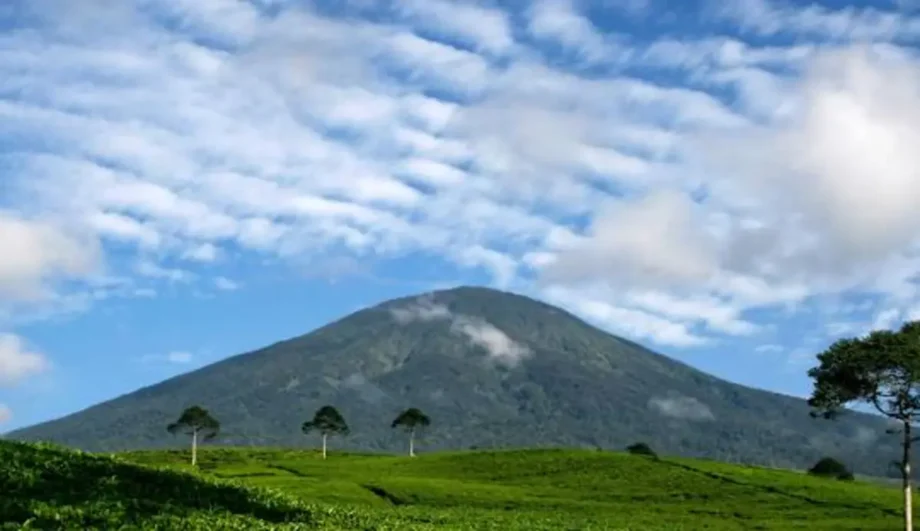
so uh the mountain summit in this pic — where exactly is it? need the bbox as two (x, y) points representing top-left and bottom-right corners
(6, 286), (898, 474)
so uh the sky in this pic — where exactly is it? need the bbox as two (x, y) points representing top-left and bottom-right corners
(1, 0), (920, 432)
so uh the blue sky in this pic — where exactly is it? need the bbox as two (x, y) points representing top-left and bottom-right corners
(2, 0), (920, 432)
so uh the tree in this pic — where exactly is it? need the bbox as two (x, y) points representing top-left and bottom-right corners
(391, 407), (430, 457)
(626, 442), (658, 459)
(167, 405), (219, 466)
(807, 321), (920, 531)
(302, 405), (349, 459)
(808, 457), (854, 481)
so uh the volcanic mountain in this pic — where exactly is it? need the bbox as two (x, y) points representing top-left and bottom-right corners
(5, 286), (899, 475)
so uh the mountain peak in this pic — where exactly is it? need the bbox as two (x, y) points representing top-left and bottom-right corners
(6, 286), (899, 478)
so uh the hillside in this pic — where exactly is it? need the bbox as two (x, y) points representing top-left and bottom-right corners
(1, 441), (907, 529)
(0, 439), (322, 529)
(4, 286), (901, 477)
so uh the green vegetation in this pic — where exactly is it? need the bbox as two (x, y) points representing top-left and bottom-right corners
(807, 320), (920, 528)
(7, 287), (901, 478)
(3, 439), (911, 530)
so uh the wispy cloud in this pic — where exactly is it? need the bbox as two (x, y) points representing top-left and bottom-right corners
(214, 276), (239, 291)
(0, 334), (51, 386)
(140, 350), (194, 365)
(390, 295), (532, 366)
(648, 394), (716, 421)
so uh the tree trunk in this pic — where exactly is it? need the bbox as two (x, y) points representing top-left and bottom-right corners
(903, 421), (913, 531)
(191, 428), (198, 467)
(409, 428), (415, 457)
(322, 433), (327, 460)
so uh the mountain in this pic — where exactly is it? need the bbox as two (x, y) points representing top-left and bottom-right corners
(5, 286), (901, 476)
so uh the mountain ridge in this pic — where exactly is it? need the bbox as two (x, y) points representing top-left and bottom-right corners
(4, 285), (901, 476)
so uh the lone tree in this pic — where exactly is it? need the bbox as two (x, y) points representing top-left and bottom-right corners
(167, 405), (220, 466)
(808, 321), (920, 531)
(391, 407), (430, 457)
(302, 405), (349, 460)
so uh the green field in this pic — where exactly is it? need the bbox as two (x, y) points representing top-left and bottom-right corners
(1, 440), (910, 529)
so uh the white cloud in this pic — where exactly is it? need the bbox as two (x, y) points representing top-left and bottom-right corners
(390, 297), (452, 323)
(141, 350), (193, 364)
(182, 243), (220, 263)
(526, 0), (617, 62)
(214, 276), (239, 291)
(541, 286), (708, 347)
(544, 190), (718, 290)
(0, 403), (10, 425)
(700, 47), (920, 282)
(87, 211), (161, 249)
(754, 344), (783, 354)
(134, 261), (195, 283)
(0, 334), (50, 386)
(648, 394), (716, 421)
(166, 351), (193, 364)
(716, 0), (920, 42)
(390, 295), (531, 365)
(396, 0), (514, 54)
(4, 0), (920, 352)
(450, 317), (532, 365)
(386, 32), (491, 93)
(0, 214), (101, 302)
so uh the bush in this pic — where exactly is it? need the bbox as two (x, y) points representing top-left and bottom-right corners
(626, 442), (657, 458)
(808, 456), (854, 481)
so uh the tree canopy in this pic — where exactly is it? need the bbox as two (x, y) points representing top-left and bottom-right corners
(807, 323), (920, 422)
(302, 405), (349, 437)
(807, 320), (920, 530)
(167, 406), (220, 440)
(391, 408), (430, 431)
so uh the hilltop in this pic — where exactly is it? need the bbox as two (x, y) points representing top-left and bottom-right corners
(0, 440), (907, 529)
(5, 286), (901, 476)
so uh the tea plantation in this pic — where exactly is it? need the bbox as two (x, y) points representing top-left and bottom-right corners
(0, 439), (910, 529)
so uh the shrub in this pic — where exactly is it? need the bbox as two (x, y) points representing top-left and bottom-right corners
(626, 442), (657, 458)
(808, 456), (854, 481)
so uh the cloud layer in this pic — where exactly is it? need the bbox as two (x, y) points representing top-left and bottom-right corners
(2, 0), (920, 363)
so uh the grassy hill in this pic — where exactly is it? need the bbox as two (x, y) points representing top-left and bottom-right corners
(5, 286), (902, 477)
(2, 439), (907, 530)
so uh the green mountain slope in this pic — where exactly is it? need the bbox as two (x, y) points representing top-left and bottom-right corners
(4, 286), (901, 477)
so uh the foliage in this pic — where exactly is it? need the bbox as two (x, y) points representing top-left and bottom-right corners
(391, 408), (430, 431)
(807, 321), (920, 527)
(807, 323), (920, 423)
(167, 405), (220, 440)
(808, 457), (855, 481)
(302, 406), (350, 437)
(6, 286), (906, 477)
(626, 442), (657, 458)
(0, 440), (318, 529)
